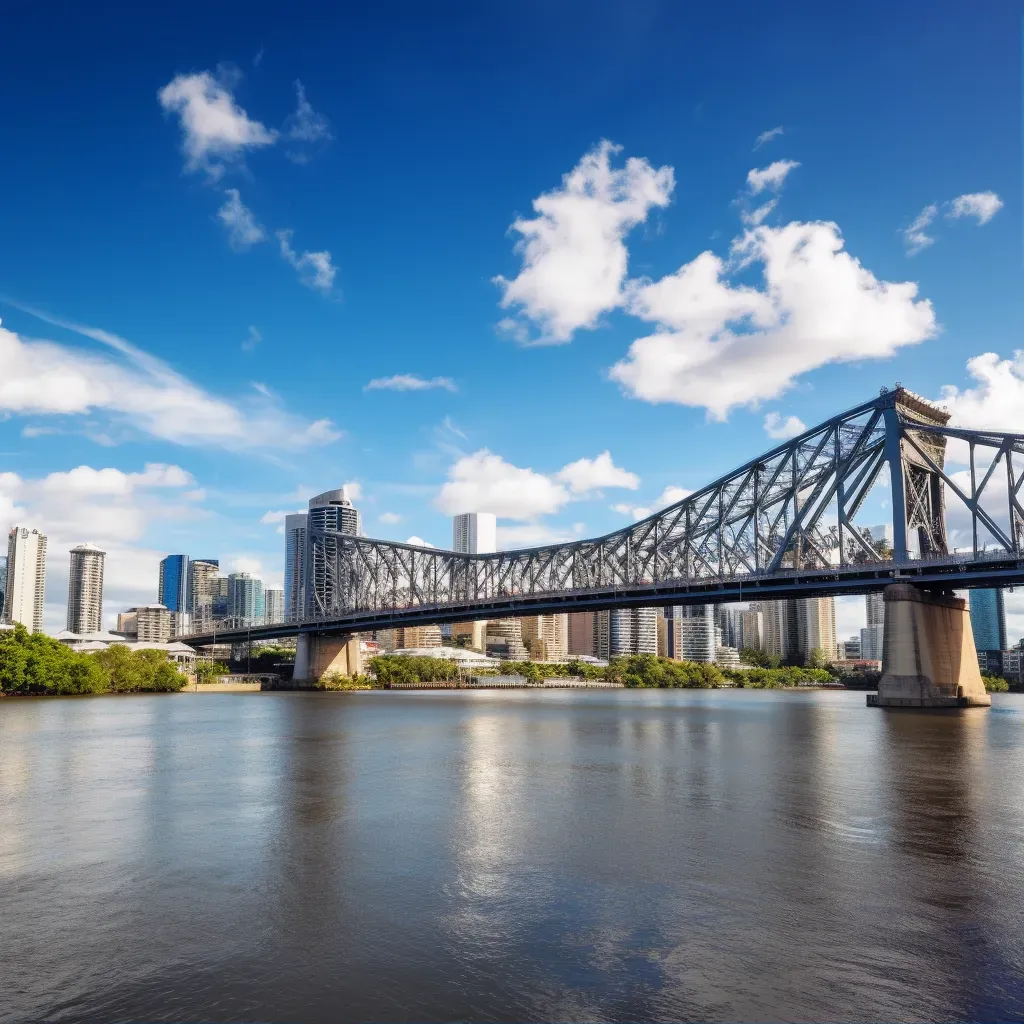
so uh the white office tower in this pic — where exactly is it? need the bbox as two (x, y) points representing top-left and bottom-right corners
(521, 614), (568, 661)
(284, 513), (308, 622)
(306, 488), (361, 617)
(452, 512), (497, 554)
(594, 607), (659, 659)
(4, 527), (47, 633)
(452, 512), (495, 649)
(866, 592), (885, 627)
(800, 597), (837, 664)
(264, 588), (285, 625)
(66, 543), (106, 634)
(673, 605), (717, 662)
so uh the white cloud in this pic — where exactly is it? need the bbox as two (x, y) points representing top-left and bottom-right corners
(277, 229), (337, 294)
(611, 503), (652, 521)
(241, 325), (262, 352)
(0, 311), (341, 452)
(938, 351), (1024, 436)
(746, 160), (800, 195)
(497, 523), (578, 549)
(228, 556), (264, 575)
(656, 485), (693, 507)
(284, 80), (332, 144)
(364, 374), (457, 393)
(612, 483), (692, 520)
(902, 203), (937, 255)
(494, 140), (674, 344)
(556, 451), (639, 494)
(754, 126), (784, 149)
(435, 449), (569, 519)
(610, 220), (937, 419)
(0, 464), (204, 632)
(763, 411), (807, 439)
(21, 425), (61, 438)
(158, 69), (276, 179)
(217, 189), (266, 250)
(340, 481), (362, 502)
(378, 512), (402, 524)
(741, 198), (777, 227)
(405, 536), (435, 547)
(947, 191), (1003, 224)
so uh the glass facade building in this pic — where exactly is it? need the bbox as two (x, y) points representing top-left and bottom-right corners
(158, 554), (189, 613)
(970, 588), (1006, 652)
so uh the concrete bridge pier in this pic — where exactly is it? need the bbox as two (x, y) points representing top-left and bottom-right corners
(870, 583), (990, 708)
(293, 633), (363, 684)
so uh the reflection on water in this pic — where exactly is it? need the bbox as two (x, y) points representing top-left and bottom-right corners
(2, 690), (1024, 1022)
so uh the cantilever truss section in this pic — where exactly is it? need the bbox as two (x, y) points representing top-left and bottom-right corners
(302, 388), (1024, 619)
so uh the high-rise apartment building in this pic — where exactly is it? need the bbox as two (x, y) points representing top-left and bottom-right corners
(67, 543), (106, 633)
(158, 555), (189, 614)
(594, 608), (658, 659)
(188, 559), (220, 628)
(801, 597), (836, 663)
(452, 512), (497, 555)
(866, 592), (885, 628)
(860, 623), (884, 661)
(738, 606), (763, 651)
(671, 605), (717, 662)
(306, 487), (361, 617)
(486, 619), (529, 660)
(264, 588), (285, 625)
(4, 527), (47, 633)
(228, 573), (265, 627)
(568, 611), (596, 657)
(0, 555), (6, 620)
(521, 614), (568, 661)
(763, 598), (836, 664)
(284, 513), (307, 622)
(970, 589), (1006, 652)
(135, 604), (171, 642)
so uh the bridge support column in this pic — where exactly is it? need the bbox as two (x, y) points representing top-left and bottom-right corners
(294, 634), (362, 683)
(870, 584), (990, 709)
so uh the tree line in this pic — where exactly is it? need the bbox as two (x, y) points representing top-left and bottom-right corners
(0, 624), (187, 696)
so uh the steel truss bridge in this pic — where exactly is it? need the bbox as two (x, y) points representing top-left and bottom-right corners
(183, 387), (1024, 647)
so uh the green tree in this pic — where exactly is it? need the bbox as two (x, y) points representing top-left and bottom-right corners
(740, 647), (782, 669)
(983, 675), (1009, 692)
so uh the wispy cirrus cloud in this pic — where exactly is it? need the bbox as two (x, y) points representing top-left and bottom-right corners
(903, 191), (1003, 255)
(364, 374), (457, 393)
(754, 126), (784, 149)
(217, 189), (266, 250)
(277, 229), (337, 294)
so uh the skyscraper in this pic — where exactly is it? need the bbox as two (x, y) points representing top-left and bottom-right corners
(228, 573), (265, 627)
(189, 559), (220, 629)
(738, 606), (764, 650)
(284, 513), (307, 622)
(452, 513), (497, 555)
(4, 527), (47, 633)
(306, 487), (361, 616)
(866, 592), (885, 628)
(264, 588), (285, 625)
(800, 597), (836, 664)
(0, 554), (6, 620)
(568, 611), (596, 657)
(671, 605), (717, 662)
(970, 589), (1006, 652)
(594, 608), (658, 659)
(158, 555), (189, 614)
(67, 543), (106, 633)
(521, 614), (568, 661)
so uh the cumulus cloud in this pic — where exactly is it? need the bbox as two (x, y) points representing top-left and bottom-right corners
(277, 229), (337, 294)
(0, 463), (205, 632)
(947, 191), (1003, 224)
(0, 309), (341, 451)
(610, 220), (937, 419)
(746, 160), (800, 195)
(364, 374), (457, 393)
(217, 189), (266, 250)
(611, 503), (652, 521)
(497, 523), (580, 549)
(754, 126), (785, 149)
(656, 485), (693, 506)
(494, 140), (674, 344)
(938, 351), (1024, 436)
(556, 451), (639, 494)
(158, 69), (276, 178)
(763, 411), (807, 439)
(405, 536), (435, 547)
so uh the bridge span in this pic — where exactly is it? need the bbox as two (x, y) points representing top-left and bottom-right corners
(181, 386), (1024, 706)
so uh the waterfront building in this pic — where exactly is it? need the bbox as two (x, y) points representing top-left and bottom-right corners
(451, 511), (495, 655)
(860, 623), (884, 661)
(264, 588), (285, 625)
(395, 624), (443, 649)
(568, 611), (596, 656)
(486, 619), (529, 660)
(135, 604), (172, 643)
(284, 513), (307, 621)
(717, 607), (741, 648)
(116, 610), (138, 637)
(4, 527), (47, 633)
(844, 635), (862, 659)
(188, 559), (220, 629)
(800, 597), (837, 664)
(738, 606), (764, 650)
(716, 645), (743, 668)
(594, 607), (659, 659)
(228, 573), (265, 627)
(451, 620), (487, 650)
(212, 575), (230, 619)
(866, 591), (885, 628)
(66, 543), (106, 634)
(158, 555), (189, 615)
(672, 605), (716, 662)
(970, 589), (1006, 653)
(521, 614), (568, 661)
(306, 487), (361, 617)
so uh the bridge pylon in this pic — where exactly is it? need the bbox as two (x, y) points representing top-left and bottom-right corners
(870, 584), (990, 708)
(293, 633), (362, 685)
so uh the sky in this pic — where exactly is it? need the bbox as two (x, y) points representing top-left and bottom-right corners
(0, 0), (1021, 639)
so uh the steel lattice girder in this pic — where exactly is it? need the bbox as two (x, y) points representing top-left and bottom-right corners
(288, 387), (1024, 622)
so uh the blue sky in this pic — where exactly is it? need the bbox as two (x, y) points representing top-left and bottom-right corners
(0, 0), (1020, 636)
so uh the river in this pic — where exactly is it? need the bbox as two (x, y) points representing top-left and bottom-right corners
(2, 689), (1023, 1022)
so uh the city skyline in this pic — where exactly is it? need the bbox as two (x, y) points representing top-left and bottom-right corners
(0, 4), (1018, 637)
